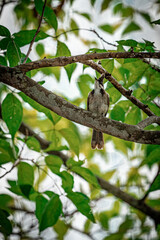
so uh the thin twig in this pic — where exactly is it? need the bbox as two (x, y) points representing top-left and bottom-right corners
(53, 28), (117, 47)
(140, 164), (160, 202)
(0, 0), (17, 16)
(0, 158), (20, 179)
(9, 206), (34, 215)
(0, 136), (26, 179)
(142, 59), (160, 73)
(23, 0), (47, 63)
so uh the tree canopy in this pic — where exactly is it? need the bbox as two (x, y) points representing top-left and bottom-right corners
(0, 0), (160, 239)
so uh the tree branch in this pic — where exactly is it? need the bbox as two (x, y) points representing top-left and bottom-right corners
(17, 51), (160, 72)
(54, 27), (160, 73)
(23, 0), (47, 64)
(137, 116), (160, 129)
(0, 66), (160, 145)
(142, 59), (160, 73)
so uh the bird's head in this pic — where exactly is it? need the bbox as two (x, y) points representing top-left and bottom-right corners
(95, 74), (105, 89)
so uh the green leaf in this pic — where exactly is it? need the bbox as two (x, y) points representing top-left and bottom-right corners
(101, 59), (114, 74)
(54, 220), (69, 240)
(0, 139), (15, 165)
(99, 24), (114, 34)
(36, 43), (45, 56)
(56, 41), (71, 57)
(19, 92), (55, 124)
(44, 143), (69, 152)
(117, 39), (138, 47)
(87, 48), (107, 53)
(102, 170), (116, 181)
(26, 136), (41, 152)
(7, 40), (21, 67)
(106, 86), (121, 104)
(140, 12), (151, 24)
(0, 56), (7, 66)
(14, 30), (49, 47)
(148, 175), (160, 193)
(67, 191), (95, 222)
(71, 166), (100, 188)
(104, 233), (123, 240)
(125, 107), (141, 125)
(78, 74), (92, 98)
(118, 217), (133, 234)
(141, 148), (160, 167)
(101, 0), (112, 11)
(91, 0), (96, 6)
(151, 19), (160, 25)
(2, 93), (23, 138)
(80, 13), (92, 21)
(59, 128), (79, 157)
(39, 194), (62, 231)
(59, 171), (74, 192)
(70, 19), (79, 36)
(7, 180), (24, 196)
(34, 0), (58, 31)
(0, 209), (12, 236)
(122, 22), (141, 36)
(18, 162), (34, 197)
(0, 194), (13, 212)
(0, 25), (11, 37)
(110, 105), (125, 122)
(36, 195), (48, 223)
(45, 155), (63, 174)
(0, 37), (11, 50)
(65, 63), (77, 82)
(84, 219), (92, 233)
(66, 158), (84, 168)
(99, 211), (109, 229)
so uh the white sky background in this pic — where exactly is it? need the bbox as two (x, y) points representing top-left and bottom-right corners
(0, 0), (160, 239)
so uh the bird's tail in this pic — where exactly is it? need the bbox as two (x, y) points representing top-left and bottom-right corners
(91, 130), (104, 149)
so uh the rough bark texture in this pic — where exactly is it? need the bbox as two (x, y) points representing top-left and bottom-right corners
(0, 65), (160, 145)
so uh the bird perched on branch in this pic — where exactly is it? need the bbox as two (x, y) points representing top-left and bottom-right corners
(87, 73), (109, 149)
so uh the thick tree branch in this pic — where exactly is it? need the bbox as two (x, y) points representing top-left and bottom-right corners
(0, 66), (160, 145)
(11, 120), (160, 225)
(80, 60), (155, 117)
(17, 52), (160, 72)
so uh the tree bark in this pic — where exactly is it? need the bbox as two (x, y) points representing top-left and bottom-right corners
(0, 65), (160, 145)
(16, 51), (160, 72)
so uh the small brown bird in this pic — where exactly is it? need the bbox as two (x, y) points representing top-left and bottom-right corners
(87, 73), (109, 149)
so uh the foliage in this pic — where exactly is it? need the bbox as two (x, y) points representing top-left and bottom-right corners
(0, 0), (160, 239)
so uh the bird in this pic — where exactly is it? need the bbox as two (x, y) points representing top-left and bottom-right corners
(87, 73), (109, 149)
